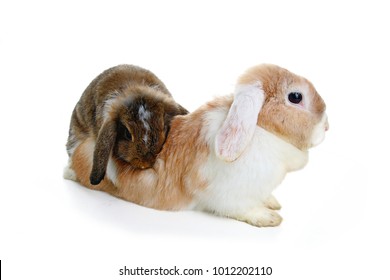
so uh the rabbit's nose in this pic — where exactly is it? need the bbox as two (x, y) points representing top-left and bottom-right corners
(325, 117), (329, 131)
(140, 153), (156, 168)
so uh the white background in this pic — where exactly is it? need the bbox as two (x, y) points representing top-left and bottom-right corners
(1, 0), (389, 279)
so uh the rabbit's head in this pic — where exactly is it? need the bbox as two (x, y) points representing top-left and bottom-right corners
(216, 64), (328, 162)
(90, 90), (188, 185)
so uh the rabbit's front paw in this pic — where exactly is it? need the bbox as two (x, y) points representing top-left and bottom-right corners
(264, 195), (281, 210)
(234, 207), (283, 227)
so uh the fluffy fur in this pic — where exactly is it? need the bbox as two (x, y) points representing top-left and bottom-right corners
(66, 64), (188, 186)
(64, 64), (328, 227)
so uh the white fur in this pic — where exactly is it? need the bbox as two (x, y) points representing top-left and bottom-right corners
(215, 83), (264, 162)
(264, 195), (281, 210)
(310, 113), (328, 147)
(234, 206), (283, 226)
(138, 105), (151, 143)
(194, 107), (308, 225)
(63, 158), (77, 181)
(106, 157), (118, 185)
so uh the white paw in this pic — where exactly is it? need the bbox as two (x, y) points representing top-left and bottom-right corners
(264, 195), (282, 210)
(234, 207), (283, 227)
(63, 163), (77, 181)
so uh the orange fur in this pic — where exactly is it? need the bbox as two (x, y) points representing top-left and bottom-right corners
(71, 138), (117, 194)
(70, 100), (217, 210)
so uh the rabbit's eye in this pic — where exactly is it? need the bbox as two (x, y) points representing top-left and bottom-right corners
(124, 128), (133, 141)
(288, 92), (303, 104)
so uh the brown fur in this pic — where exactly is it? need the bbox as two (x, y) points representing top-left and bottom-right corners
(66, 64), (188, 185)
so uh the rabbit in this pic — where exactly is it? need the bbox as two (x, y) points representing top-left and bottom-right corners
(64, 64), (329, 227)
(65, 64), (188, 186)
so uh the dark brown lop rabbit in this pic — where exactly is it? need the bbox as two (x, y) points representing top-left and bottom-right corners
(66, 64), (188, 185)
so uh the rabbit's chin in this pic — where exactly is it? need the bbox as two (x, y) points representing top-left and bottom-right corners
(310, 113), (329, 148)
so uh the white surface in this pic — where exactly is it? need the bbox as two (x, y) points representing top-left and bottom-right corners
(1, 0), (389, 279)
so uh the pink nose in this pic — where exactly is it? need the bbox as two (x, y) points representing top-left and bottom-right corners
(325, 120), (329, 131)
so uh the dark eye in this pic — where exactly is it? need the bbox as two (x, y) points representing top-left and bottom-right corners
(124, 128), (133, 141)
(288, 92), (303, 104)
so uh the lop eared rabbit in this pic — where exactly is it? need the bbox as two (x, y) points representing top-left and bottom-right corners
(65, 64), (328, 227)
(66, 65), (188, 186)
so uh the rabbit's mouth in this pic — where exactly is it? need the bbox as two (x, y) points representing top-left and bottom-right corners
(310, 113), (329, 147)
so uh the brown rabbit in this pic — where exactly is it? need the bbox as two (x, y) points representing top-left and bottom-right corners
(66, 64), (188, 185)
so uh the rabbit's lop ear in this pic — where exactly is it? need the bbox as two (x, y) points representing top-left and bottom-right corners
(161, 102), (189, 129)
(215, 83), (264, 162)
(90, 120), (117, 185)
